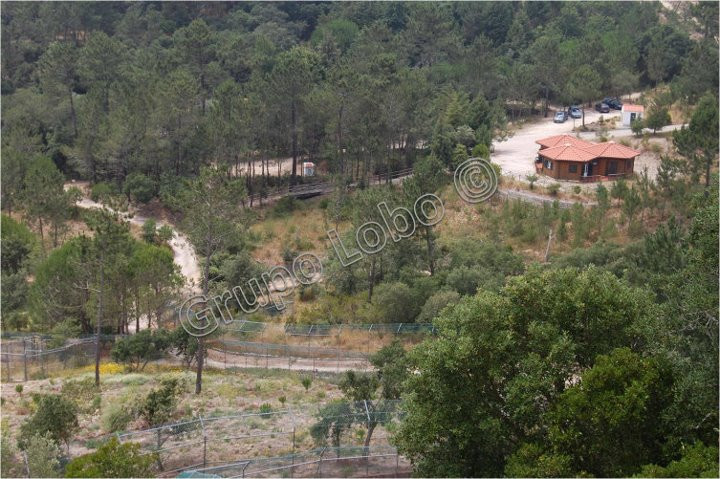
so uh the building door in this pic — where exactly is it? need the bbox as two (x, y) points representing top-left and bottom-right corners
(607, 160), (617, 175)
(630, 112), (636, 122)
(583, 162), (593, 177)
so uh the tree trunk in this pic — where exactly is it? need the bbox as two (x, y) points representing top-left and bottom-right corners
(367, 257), (376, 302)
(95, 254), (104, 387)
(196, 249), (211, 394)
(424, 227), (435, 275)
(69, 88), (77, 137)
(364, 421), (377, 448)
(291, 100), (298, 184)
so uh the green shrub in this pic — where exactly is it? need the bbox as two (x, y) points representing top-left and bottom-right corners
(123, 172), (155, 203)
(65, 437), (156, 478)
(61, 377), (99, 414)
(90, 182), (115, 202)
(525, 174), (538, 190)
(372, 281), (421, 323)
(573, 185), (582, 195)
(418, 290), (461, 322)
(142, 219), (157, 243)
(1, 426), (19, 477)
(15, 384), (23, 394)
(299, 284), (319, 302)
(259, 403), (273, 418)
(139, 378), (184, 427)
(547, 183), (561, 196)
(111, 330), (171, 372)
(156, 225), (173, 243)
(24, 433), (61, 478)
(102, 401), (135, 433)
(271, 196), (298, 217)
(301, 376), (312, 391)
(19, 394), (78, 449)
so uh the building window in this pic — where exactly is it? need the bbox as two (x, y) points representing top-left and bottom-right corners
(569, 164), (577, 173)
(625, 159), (631, 170)
(544, 159), (552, 170)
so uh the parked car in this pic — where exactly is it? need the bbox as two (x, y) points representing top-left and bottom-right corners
(569, 106), (582, 119)
(554, 111), (568, 123)
(603, 97), (623, 110)
(595, 102), (610, 113)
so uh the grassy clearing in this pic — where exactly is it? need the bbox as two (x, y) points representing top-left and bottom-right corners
(1, 365), (344, 459)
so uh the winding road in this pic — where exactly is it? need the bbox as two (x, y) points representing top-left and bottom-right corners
(74, 196), (202, 290)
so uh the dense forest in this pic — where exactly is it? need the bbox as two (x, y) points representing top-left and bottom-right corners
(1, 2), (719, 478)
(2, 1), (718, 192)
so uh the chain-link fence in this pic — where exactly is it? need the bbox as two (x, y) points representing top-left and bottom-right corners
(113, 400), (404, 477)
(1, 337), (98, 382)
(179, 445), (411, 478)
(206, 339), (372, 372)
(224, 320), (435, 337)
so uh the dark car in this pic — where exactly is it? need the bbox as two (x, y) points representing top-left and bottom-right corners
(595, 102), (610, 113)
(603, 97), (623, 110)
(568, 106), (582, 119)
(554, 111), (568, 123)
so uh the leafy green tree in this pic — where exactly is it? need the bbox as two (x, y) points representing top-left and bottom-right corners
(646, 105), (671, 134)
(111, 330), (171, 371)
(65, 437), (156, 478)
(417, 290), (460, 323)
(631, 118), (645, 137)
(1, 214), (35, 273)
(37, 41), (79, 137)
(19, 394), (78, 450)
(123, 172), (155, 203)
(673, 93), (719, 188)
(139, 378), (184, 427)
(181, 166), (246, 393)
(22, 156), (67, 248)
(310, 400), (354, 450)
(173, 19), (217, 115)
(394, 267), (656, 477)
(546, 348), (674, 477)
(636, 442), (719, 478)
(269, 46), (321, 182)
(141, 219), (157, 244)
(372, 281), (420, 323)
(566, 65), (601, 128)
(79, 31), (125, 113)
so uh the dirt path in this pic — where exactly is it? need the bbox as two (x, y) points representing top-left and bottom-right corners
(74, 196), (202, 291)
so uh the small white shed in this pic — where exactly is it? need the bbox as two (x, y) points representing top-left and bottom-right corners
(622, 104), (645, 126)
(302, 161), (315, 177)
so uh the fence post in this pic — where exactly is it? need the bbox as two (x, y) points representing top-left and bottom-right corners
(23, 340), (28, 382)
(290, 427), (296, 478)
(200, 415), (207, 467)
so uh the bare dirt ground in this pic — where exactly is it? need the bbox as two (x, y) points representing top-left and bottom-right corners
(492, 101), (685, 187)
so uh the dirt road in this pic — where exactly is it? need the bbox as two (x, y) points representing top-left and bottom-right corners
(74, 197), (202, 290)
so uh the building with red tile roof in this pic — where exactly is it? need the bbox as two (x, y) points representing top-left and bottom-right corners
(535, 135), (641, 182)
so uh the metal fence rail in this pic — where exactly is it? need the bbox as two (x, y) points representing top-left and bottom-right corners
(112, 401), (404, 477)
(179, 445), (411, 478)
(224, 320), (436, 337)
(1, 337), (97, 382)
